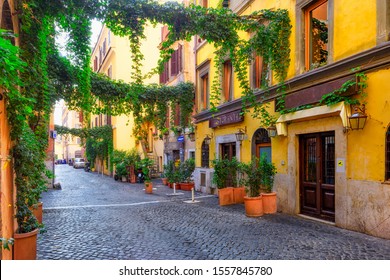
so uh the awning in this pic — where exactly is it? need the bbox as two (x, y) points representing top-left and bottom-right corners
(276, 102), (349, 136)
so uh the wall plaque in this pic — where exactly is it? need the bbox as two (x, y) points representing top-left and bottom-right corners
(209, 109), (244, 128)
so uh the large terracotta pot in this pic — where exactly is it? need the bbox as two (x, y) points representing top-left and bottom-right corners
(233, 187), (245, 204)
(13, 229), (39, 260)
(180, 182), (194, 191)
(218, 187), (234, 206)
(244, 195), (263, 217)
(31, 202), (43, 224)
(145, 182), (153, 194)
(262, 192), (277, 214)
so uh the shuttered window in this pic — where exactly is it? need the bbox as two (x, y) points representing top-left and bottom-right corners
(222, 60), (233, 102)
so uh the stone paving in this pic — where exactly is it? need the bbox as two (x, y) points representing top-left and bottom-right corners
(37, 165), (390, 260)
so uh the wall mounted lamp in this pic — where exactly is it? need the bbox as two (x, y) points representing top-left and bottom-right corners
(235, 127), (247, 142)
(348, 104), (367, 130)
(188, 131), (196, 142)
(267, 125), (277, 137)
(204, 133), (213, 145)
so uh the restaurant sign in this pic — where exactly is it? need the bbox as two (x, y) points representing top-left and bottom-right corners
(209, 109), (244, 128)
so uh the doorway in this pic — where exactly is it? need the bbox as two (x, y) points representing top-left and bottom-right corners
(299, 132), (335, 221)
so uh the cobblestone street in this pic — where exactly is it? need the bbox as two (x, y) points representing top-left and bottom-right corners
(37, 165), (390, 260)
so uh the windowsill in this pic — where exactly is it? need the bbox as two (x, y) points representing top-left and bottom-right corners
(382, 181), (390, 185)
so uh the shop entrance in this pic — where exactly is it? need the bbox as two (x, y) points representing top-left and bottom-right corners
(299, 132), (335, 222)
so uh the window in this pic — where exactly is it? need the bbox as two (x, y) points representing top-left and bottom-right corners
(102, 39), (107, 57)
(93, 56), (98, 72)
(159, 62), (169, 84)
(252, 55), (269, 89)
(107, 65), (112, 78)
(305, 0), (328, 70)
(108, 31), (111, 47)
(201, 141), (210, 168)
(221, 142), (236, 161)
(201, 0), (208, 8)
(222, 60), (233, 102)
(254, 128), (271, 163)
(386, 127), (390, 180)
(200, 73), (209, 110)
(197, 61), (210, 111)
(170, 45), (183, 76)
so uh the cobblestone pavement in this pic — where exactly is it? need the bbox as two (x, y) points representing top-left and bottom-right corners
(37, 165), (390, 260)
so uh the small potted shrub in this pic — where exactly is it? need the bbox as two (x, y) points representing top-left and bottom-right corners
(212, 157), (236, 206)
(179, 158), (195, 191)
(116, 162), (128, 182)
(239, 157), (264, 217)
(258, 154), (277, 214)
(138, 158), (154, 193)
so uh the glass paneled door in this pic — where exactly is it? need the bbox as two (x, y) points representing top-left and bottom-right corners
(299, 132), (335, 221)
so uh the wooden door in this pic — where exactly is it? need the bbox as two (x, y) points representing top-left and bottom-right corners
(300, 132), (335, 221)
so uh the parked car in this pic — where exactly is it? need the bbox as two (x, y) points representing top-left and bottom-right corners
(73, 158), (86, 169)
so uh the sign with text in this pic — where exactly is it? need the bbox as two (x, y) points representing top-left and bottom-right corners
(209, 109), (244, 128)
(177, 135), (184, 142)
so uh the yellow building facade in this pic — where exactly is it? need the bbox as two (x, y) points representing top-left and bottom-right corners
(193, 0), (390, 239)
(90, 23), (163, 175)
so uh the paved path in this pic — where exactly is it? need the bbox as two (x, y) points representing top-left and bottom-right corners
(37, 165), (390, 260)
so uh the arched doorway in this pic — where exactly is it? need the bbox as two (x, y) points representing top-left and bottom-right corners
(252, 128), (271, 161)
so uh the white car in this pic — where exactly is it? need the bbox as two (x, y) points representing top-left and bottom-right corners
(73, 158), (86, 169)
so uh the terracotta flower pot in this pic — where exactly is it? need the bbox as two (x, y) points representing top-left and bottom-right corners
(262, 192), (277, 214)
(145, 182), (153, 194)
(218, 187), (234, 206)
(13, 228), (39, 260)
(162, 178), (168, 185)
(233, 187), (245, 204)
(244, 195), (263, 217)
(180, 182), (194, 191)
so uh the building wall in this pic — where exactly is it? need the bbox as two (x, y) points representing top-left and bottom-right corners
(193, 0), (390, 238)
(0, 0), (19, 259)
(91, 23), (163, 175)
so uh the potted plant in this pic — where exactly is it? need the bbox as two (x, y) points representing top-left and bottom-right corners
(179, 158), (195, 191)
(211, 157), (237, 206)
(138, 158), (154, 193)
(12, 136), (48, 259)
(239, 157), (264, 217)
(258, 154), (277, 214)
(116, 162), (128, 182)
(125, 148), (141, 183)
(164, 160), (175, 188)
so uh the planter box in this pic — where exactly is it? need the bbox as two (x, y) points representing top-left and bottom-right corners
(145, 182), (153, 194)
(13, 229), (39, 260)
(244, 195), (263, 217)
(262, 192), (277, 214)
(218, 187), (234, 206)
(233, 187), (245, 204)
(180, 182), (194, 191)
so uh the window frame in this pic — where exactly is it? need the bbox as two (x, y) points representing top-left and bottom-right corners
(197, 60), (210, 111)
(304, 0), (329, 70)
(296, 0), (334, 74)
(222, 60), (233, 102)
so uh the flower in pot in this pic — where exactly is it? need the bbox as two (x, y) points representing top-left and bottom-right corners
(179, 158), (195, 191)
(239, 157), (264, 217)
(258, 154), (277, 214)
(211, 157), (238, 206)
(138, 158), (154, 193)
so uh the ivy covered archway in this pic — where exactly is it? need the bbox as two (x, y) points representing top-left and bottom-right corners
(1, 0), (292, 234)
